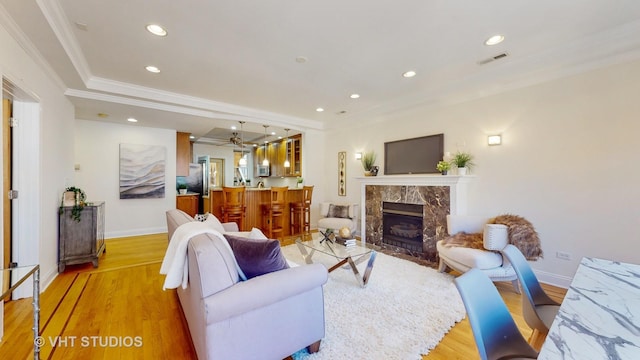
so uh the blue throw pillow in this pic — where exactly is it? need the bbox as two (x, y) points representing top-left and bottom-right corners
(223, 234), (289, 279)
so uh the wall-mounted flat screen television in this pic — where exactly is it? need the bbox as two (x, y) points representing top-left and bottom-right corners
(384, 133), (444, 175)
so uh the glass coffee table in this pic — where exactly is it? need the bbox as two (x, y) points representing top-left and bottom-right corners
(295, 233), (377, 287)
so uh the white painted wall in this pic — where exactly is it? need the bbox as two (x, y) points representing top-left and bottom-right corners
(74, 120), (176, 238)
(1, 16), (76, 337)
(323, 59), (640, 287)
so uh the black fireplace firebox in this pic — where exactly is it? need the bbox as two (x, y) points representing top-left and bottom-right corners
(382, 202), (424, 253)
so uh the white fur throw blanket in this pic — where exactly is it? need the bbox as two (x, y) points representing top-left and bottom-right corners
(160, 221), (223, 290)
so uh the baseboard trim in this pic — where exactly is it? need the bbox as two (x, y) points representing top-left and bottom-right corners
(534, 269), (572, 289)
(106, 227), (166, 239)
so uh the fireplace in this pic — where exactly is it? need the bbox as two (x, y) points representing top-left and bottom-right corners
(359, 175), (473, 263)
(382, 202), (424, 254)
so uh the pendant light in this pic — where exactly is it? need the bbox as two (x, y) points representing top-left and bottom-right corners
(262, 125), (269, 166)
(238, 121), (247, 166)
(283, 128), (291, 168)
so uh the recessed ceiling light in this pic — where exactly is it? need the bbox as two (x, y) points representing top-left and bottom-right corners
(278, 136), (283, 139)
(231, 125), (237, 130)
(316, 107), (324, 112)
(189, 135), (195, 139)
(146, 24), (167, 37)
(485, 34), (505, 46)
(350, 94), (360, 99)
(402, 70), (417, 78)
(127, 118), (138, 123)
(145, 65), (160, 73)
(271, 131), (276, 136)
(295, 56), (308, 63)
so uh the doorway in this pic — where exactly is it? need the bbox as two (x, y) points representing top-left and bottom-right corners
(2, 98), (11, 297)
(2, 78), (41, 300)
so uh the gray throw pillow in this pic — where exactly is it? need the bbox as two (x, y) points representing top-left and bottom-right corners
(223, 234), (289, 279)
(328, 204), (350, 219)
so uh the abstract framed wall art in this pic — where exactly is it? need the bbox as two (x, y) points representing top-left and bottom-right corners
(119, 143), (166, 199)
(338, 151), (346, 196)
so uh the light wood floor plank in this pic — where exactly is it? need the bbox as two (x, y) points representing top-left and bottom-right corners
(1, 233), (566, 359)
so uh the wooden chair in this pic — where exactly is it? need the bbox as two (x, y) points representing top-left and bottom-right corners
(290, 185), (313, 236)
(221, 186), (246, 231)
(262, 186), (288, 239)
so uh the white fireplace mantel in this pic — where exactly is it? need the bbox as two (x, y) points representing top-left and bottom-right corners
(356, 174), (475, 187)
(357, 175), (475, 243)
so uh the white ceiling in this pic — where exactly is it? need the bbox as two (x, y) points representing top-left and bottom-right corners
(2, 0), (640, 144)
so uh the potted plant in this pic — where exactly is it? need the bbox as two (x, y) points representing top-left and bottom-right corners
(296, 177), (304, 188)
(60, 186), (87, 222)
(436, 160), (451, 175)
(178, 183), (188, 194)
(452, 152), (474, 175)
(361, 151), (377, 176)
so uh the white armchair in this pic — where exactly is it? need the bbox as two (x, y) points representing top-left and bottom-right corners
(436, 215), (520, 293)
(317, 202), (358, 235)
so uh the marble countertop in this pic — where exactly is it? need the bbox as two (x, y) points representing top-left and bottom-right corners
(539, 257), (640, 359)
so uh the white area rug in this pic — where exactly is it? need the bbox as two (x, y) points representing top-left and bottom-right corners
(281, 245), (466, 360)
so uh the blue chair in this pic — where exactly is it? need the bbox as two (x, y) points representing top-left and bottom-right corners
(454, 268), (539, 360)
(502, 244), (560, 341)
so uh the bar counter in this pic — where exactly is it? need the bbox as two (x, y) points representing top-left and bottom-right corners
(207, 187), (305, 235)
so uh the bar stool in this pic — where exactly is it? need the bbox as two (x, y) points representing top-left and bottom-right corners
(221, 186), (246, 231)
(262, 186), (288, 239)
(290, 185), (313, 236)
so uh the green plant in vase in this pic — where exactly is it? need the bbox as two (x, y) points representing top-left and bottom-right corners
(436, 160), (451, 175)
(60, 186), (87, 222)
(361, 151), (377, 176)
(452, 152), (474, 175)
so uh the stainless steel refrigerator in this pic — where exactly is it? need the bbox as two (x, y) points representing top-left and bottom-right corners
(183, 162), (207, 214)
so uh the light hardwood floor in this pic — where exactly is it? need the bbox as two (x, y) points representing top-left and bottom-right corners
(1, 234), (566, 359)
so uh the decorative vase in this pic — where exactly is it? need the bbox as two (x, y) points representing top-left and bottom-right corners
(441, 170), (448, 175)
(63, 191), (77, 206)
(179, 189), (187, 194)
(457, 167), (467, 176)
(297, 182), (303, 189)
(364, 171), (373, 176)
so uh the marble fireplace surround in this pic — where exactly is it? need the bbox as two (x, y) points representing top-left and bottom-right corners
(358, 175), (473, 262)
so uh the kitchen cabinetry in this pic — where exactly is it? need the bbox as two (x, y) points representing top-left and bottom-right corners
(58, 201), (105, 272)
(285, 135), (302, 177)
(176, 132), (192, 176)
(176, 194), (199, 217)
(253, 134), (302, 177)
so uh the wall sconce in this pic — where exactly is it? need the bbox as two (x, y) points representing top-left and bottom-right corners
(488, 135), (502, 146)
(355, 152), (363, 160)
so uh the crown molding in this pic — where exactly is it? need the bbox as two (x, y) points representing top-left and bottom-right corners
(83, 76), (324, 130)
(0, 2), (66, 92)
(36, 0), (91, 83)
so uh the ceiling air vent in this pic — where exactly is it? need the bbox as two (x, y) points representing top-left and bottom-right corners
(477, 52), (509, 65)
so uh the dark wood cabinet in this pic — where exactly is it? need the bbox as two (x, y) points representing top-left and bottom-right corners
(58, 201), (105, 272)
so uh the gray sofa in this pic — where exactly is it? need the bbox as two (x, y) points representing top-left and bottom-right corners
(165, 209), (328, 360)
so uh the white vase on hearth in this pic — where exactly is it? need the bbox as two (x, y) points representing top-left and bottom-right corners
(457, 167), (467, 176)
